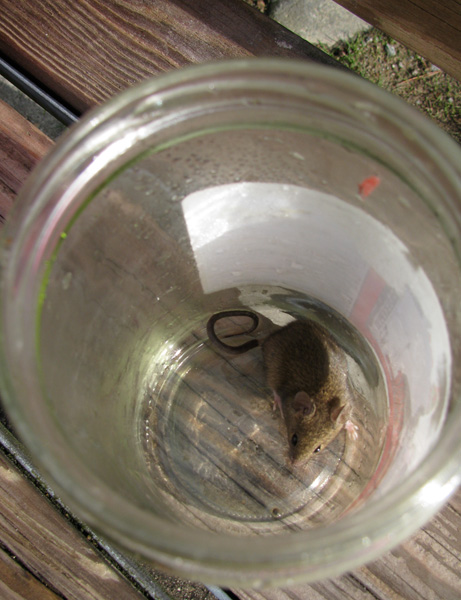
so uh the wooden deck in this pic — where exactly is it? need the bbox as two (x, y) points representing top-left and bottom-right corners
(0, 1), (460, 598)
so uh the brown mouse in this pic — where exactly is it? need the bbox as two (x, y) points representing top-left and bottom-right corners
(207, 310), (358, 464)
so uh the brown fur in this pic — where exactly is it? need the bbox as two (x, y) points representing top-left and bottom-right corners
(207, 311), (353, 464)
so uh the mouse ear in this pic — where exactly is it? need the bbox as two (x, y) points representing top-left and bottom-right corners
(328, 396), (345, 423)
(293, 391), (316, 417)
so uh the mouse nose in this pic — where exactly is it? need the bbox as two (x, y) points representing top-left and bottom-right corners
(289, 442), (308, 464)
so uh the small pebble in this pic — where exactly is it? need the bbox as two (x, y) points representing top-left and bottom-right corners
(385, 43), (396, 57)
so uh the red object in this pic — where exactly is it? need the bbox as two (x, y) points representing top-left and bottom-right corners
(359, 175), (381, 197)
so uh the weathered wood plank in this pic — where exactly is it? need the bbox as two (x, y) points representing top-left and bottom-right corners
(333, 0), (461, 80)
(0, 450), (148, 599)
(0, 545), (62, 600)
(0, 0), (341, 115)
(0, 98), (53, 222)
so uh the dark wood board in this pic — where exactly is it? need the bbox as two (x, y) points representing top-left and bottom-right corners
(0, 0), (342, 115)
(0, 96), (53, 222)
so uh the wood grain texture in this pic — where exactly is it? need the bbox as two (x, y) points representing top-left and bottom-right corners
(0, 99), (53, 223)
(0, 545), (62, 600)
(0, 0), (340, 114)
(233, 487), (461, 599)
(334, 0), (461, 80)
(0, 450), (147, 600)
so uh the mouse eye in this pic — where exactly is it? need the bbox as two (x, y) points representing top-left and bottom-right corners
(291, 433), (298, 447)
(314, 446), (321, 453)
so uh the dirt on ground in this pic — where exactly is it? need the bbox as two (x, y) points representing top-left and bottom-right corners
(247, 1), (460, 143)
(323, 28), (460, 144)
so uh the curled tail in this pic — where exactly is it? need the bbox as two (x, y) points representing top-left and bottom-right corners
(207, 310), (260, 355)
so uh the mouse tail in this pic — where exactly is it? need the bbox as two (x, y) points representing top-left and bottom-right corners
(207, 310), (260, 355)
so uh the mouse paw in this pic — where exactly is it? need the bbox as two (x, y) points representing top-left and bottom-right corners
(345, 419), (359, 441)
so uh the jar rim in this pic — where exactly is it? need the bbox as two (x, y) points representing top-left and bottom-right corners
(1, 57), (460, 586)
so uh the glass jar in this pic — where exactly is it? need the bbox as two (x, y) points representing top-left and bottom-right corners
(1, 59), (460, 587)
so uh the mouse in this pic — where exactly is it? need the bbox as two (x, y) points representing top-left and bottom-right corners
(207, 310), (358, 464)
